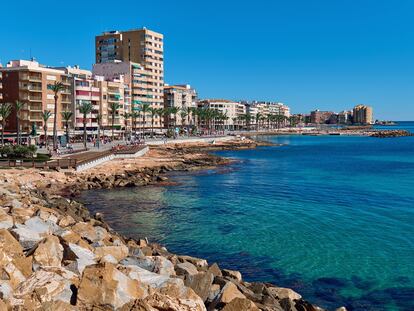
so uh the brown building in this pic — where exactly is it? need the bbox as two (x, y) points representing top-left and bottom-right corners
(310, 110), (335, 124)
(0, 60), (72, 136)
(95, 28), (164, 125)
(353, 105), (373, 124)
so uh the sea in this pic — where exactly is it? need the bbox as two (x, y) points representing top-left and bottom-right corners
(80, 121), (414, 311)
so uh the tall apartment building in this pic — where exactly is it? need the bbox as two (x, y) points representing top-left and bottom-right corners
(95, 28), (164, 127)
(0, 60), (72, 135)
(93, 61), (160, 129)
(164, 85), (197, 126)
(353, 105), (373, 124)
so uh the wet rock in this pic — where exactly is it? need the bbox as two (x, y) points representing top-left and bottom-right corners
(222, 269), (242, 282)
(77, 263), (145, 309)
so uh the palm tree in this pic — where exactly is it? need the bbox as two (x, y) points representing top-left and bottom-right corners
(122, 112), (131, 141)
(96, 113), (102, 148)
(78, 101), (93, 149)
(41, 110), (52, 148)
(61, 111), (73, 146)
(109, 102), (121, 140)
(154, 108), (164, 134)
(162, 107), (172, 131)
(140, 103), (151, 139)
(130, 111), (140, 136)
(0, 103), (12, 145)
(255, 113), (262, 131)
(14, 101), (24, 145)
(47, 81), (65, 150)
(180, 108), (189, 135)
(148, 107), (157, 138)
(170, 107), (180, 131)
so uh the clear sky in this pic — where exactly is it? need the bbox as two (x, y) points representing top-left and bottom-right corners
(1, 0), (413, 120)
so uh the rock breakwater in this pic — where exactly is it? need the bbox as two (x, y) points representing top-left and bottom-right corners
(0, 140), (346, 310)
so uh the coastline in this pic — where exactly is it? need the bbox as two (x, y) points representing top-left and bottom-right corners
(0, 138), (344, 311)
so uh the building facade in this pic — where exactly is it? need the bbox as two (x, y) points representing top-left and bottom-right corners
(353, 105), (373, 124)
(310, 110), (335, 124)
(0, 60), (72, 136)
(95, 28), (164, 127)
(164, 85), (197, 126)
(197, 99), (245, 129)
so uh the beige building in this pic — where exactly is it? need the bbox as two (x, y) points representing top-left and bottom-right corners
(0, 60), (72, 136)
(164, 85), (197, 126)
(198, 99), (245, 129)
(353, 105), (373, 124)
(95, 28), (164, 127)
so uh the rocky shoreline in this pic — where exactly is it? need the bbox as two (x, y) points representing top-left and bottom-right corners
(0, 139), (345, 311)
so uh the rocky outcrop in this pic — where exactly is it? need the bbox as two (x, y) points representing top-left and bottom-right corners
(370, 130), (412, 137)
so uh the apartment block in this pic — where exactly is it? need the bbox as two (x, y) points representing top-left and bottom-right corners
(93, 61), (161, 128)
(95, 28), (164, 126)
(198, 99), (245, 129)
(164, 85), (197, 126)
(353, 105), (373, 125)
(0, 60), (72, 135)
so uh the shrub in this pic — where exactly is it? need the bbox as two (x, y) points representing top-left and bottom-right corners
(0, 145), (37, 159)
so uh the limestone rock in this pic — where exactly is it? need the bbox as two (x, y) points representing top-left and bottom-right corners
(178, 255), (208, 269)
(267, 287), (302, 301)
(64, 243), (96, 275)
(0, 210), (13, 230)
(94, 245), (129, 262)
(32, 235), (63, 268)
(121, 256), (175, 276)
(208, 263), (223, 277)
(221, 297), (260, 311)
(12, 268), (78, 308)
(222, 269), (242, 282)
(77, 263), (145, 309)
(184, 271), (214, 302)
(176, 261), (199, 277)
(71, 222), (109, 243)
(218, 281), (246, 304)
(58, 215), (76, 228)
(207, 283), (221, 303)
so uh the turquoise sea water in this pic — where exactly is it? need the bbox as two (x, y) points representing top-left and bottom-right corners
(80, 122), (414, 311)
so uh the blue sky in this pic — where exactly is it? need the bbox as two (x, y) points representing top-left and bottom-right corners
(1, 0), (413, 120)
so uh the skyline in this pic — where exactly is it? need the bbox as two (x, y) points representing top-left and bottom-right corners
(1, 0), (413, 120)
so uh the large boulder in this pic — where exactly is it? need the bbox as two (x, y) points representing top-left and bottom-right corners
(221, 297), (260, 311)
(176, 261), (199, 277)
(32, 235), (63, 268)
(267, 287), (302, 301)
(94, 245), (129, 262)
(121, 256), (176, 276)
(178, 255), (208, 269)
(77, 263), (145, 309)
(12, 268), (78, 309)
(71, 222), (109, 244)
(222, 269), (242, 282)
(184, 271), (214, 302)
(0, 210), (13, 230)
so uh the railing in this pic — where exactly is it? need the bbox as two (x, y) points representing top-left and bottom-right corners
(0, 158), (77, 169)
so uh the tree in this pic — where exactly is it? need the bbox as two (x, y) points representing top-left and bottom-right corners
(96, 113), (102, 148)
(41, 110), (52, 148)
(130, 111), (140, 135)
(148, 107), (157, 138)
(180, 108), (189, 135)
(78, 101), (93, 149)
(0, 103), (12, 145)
(140, 103), (151, 138)
(109, 102), (121, 140)
(122, 112), (131, 141)
(14, 101), (24, 145)
(61, 111), (73, 146)
(155, 108), (164, 133)
(170, 107), (180, 131)
(255, 113), (262, 131)
(47, 81), (65, 150)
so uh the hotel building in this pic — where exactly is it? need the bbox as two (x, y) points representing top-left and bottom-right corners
(0, 60), (72, 135)
(95, 28), (164, 127)
(164, 85), (197, 126)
